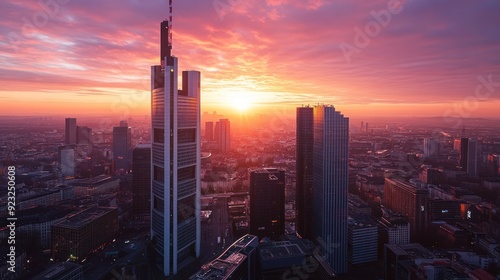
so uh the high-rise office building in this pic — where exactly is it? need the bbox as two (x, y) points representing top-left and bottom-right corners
(296, 106), (313, 239)
(249, 168), (285, 240)
(51, 207), (118, 262)
(423, 138), (440, 158)
(151, 19), (201, 276)
(383, 178), (428, 242)
(132, 144), (151, 215)
(348, 217), (378, 265)
(65, 118), (77, 145)
(311, 105), (349, 274)
(76, 126), (92, 145)
(459, 137), (477, 177)
(112, 121), (132, 173)
(217, 119), (230, 152)
(379, 214), (410, 245)
(205, 121), (214, 141)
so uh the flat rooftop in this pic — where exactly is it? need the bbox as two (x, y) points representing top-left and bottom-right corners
(190, 253), (246, 280)
(53, 207), (117, 229)
(32, 262), (82, 280)
(68, 174), (114, 186)
(386, 243), (437, 261)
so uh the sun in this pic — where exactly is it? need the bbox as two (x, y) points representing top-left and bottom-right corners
(227, 92), (254, 112)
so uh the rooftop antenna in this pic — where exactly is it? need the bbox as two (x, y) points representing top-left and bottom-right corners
(160, 0), (173, 68)
(168, 0), (173, 47)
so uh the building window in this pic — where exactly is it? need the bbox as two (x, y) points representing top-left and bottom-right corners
(154, 128), (165, 143)
(154, 165), (164, 181)
(178, 166), (195, 181)
(154, 196), (164, 211)
(178, 195), (195, 223)
(178, 128), (196, 144)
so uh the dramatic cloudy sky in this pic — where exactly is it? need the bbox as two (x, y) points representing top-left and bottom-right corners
(1, 0), (500, 117)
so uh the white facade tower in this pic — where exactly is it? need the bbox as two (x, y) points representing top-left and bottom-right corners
(150, 19), (201, 276)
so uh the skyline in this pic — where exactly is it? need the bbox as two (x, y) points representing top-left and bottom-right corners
(1, 0), (500, 118)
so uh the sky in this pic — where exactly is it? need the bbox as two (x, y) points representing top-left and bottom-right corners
(1, 0), (500, 119)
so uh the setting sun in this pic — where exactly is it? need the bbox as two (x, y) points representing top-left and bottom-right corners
(225, 91), (255, 112)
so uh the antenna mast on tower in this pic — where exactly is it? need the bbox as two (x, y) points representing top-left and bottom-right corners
(168, 0), (173, 47)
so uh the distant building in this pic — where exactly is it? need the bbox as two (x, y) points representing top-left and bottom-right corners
(32, 262), (83, 280)
(68, 175), (119, 196)
(460, 138), (478, 177)
(258, 238), (315, 279)
(60, 147), (76, 176)
(76, 126), (92, 145)
(423, 138), (440, 158)
(384, 243), (444, 280)
(379, 214), (410, 245)
(384, 178), (428, 242)
(190, 234), (258, 280)
(348, 194), (372, 217)
(487, 153), (500, 177)
(65, 118), (77, 145)
(428, 199), (464, 222)
(217, 119), (230, 152)
(433, 222), (467, 248)
(311, 105), (349, 274)
(112, 122), (132, 173)
(205, 121), (214, 141)
(348, 217), (378, 265)
(4, 206), (74, 249)
(249, 168), (285, 240)
(296, 106), (314, 239)
(0, 188), (69, 212)
(51, 207), (118, 262)
(484, 178), (500, 191)
(132, 144), (151, 215)
(419, 166), (445, 185)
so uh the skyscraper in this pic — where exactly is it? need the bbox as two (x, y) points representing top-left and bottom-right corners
(249, 168), (285, 240)
(65, 118), (77, 145)
(296, 106), (313, 239)
(311, 105), (349, 274)
(151, 19), (201, 276)
(132, 144), (151, 215)
(423, 138), (440, 158)
(217, 119), (230, 152)
(112, 122), (132, 173)
(205, 121), (214, 141)
(459, 137), (477, 177)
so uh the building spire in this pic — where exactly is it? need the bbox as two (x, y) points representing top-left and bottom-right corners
(160, 0), (173, 67)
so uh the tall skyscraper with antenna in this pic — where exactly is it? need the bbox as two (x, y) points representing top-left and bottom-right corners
(150, 2), (201, 275)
